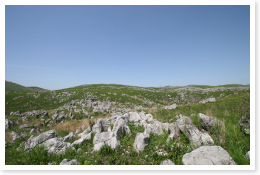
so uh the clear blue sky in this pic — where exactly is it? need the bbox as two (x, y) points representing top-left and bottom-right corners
(5, 5), (250, 90)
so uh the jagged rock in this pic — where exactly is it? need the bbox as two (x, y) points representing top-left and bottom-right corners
(198, 113), (222, 131)
(176, 116), (214, 147)
(19, 124), (30, 129)
(167, 123), (180, 142)
(160, 159), (175, 165)
(43, 137), (72, 154)
(239, 116), (250, 135)
(24, 130), (58, 150)
(93, 131), (121, 151)
(60, 159), (79, 165)
(182, 146), (236, 165)
(112, 116), (131, 136)
(107, 112), (122, 125)
(72, 132), (93, 145)
(145, 123), (163, 135)
(5, 119), (18, 129)
(63, 132), (74, 142)
(129, 112), (141, 123)
(9, 131), (22, 142)
(52, 114), (58, 120)
(133, 132), (150, 152)
(77, 126), (91, 138)
(92, 118), (106, 133)
(165, 104), (177, 110)
(10, 111), (21, 115)
(139, 112), (153, 122)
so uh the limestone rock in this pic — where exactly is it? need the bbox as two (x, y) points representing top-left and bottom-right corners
(160, 159), (175, 165)
(24, 130), (58, 150)
(92, 118), (106, 133)
(63, 132), (74, 142)
(182, 146), (236, 165)
(198, 113), (222, 131)
(129, 112), (141, 123)
(93, 131), (121, 151)
(176, 116), (214, 147)
(43, 137), (72, 154)
(60, 159), (79, 165)
(133, 132), (150, 152)
(112, 116), (131, 136)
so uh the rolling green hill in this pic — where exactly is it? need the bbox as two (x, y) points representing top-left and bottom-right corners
(5, 81), (47, 92)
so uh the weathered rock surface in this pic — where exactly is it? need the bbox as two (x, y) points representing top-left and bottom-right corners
(239, 116), (250, 135)
(112, 116), (131, 136)
(165, 104), (177, 110)
(93, 131), (121, 151)
(133, 132), (150, 152)
(160, 159), (175, 165)
(198, 113), (222, 131)
(72, 132), (93, 145)
(63, 132), (74, 142)
(5, 119), (18, 129)
(176, 116), (214, 147)
(129, 112), (141, 123)
(182, 146), (236, 165)
(24, 130), (58, 150)
(60, 159), (79, 165)
(145, 123), (163, 135)
(43, 137), (72, 154)
(92, 118), (106, 133)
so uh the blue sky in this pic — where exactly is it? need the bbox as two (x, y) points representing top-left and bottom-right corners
(5, 5), (250, 90)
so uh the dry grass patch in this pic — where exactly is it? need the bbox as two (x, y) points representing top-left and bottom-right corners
(53, 119), (90, 133)
(205, 109), (213, 117)
(5, 132), (13, 142)
(224, 110), (230, 116)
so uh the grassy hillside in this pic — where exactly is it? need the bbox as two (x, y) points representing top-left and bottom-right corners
(5, 83), (250, 165)
(5, 81), (47, 92)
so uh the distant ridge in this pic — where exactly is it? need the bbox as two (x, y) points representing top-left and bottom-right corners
(5, 81), (47, 92)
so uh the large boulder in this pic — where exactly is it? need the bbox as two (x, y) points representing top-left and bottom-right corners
(43, 137), (72, 154)
(133, 132), (150, 152)
(145, 123), (163, 135)
(129, 112), (141, 123)
(112, 116), (131, 136)
(198, 113), (222, 131)
(160, 159), (175, 165)
(167, 123), (180, 142)
(60, 159), (79, 165)
(182, 146), (236, 165)
(92, 118), (106, 133)
(93, 131), (121, 151)
(24, 130), (58, 150)
(176, 116), (214, 147)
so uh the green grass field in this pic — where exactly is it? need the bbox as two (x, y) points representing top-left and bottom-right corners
(5, 83), (250, 165)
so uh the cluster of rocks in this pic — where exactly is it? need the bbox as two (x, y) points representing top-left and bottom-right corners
(26, 109), (48, 118)
(6, 106), (244, 165)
